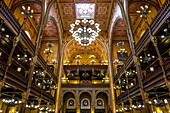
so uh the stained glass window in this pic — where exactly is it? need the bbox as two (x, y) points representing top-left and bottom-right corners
(75, 3), (95, 19)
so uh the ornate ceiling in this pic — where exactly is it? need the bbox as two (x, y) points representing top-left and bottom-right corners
(64, 38), (107, 63)
(58, 0), (113, 31)
(8, 0), (161, 65)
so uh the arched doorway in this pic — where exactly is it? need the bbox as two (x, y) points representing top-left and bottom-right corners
(80, 92), (91, 113)
(95, 92), (109, 113)
(63, 92), (76, 113)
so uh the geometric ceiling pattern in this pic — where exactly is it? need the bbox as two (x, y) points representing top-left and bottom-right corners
(58, 0), (112, 31)
(65, 39), (106, 61)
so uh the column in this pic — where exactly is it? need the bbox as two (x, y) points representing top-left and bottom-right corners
(129, 98), (133, 113)
(76, 90), (80, 113)
(76, 105), (80, 113)
(91, 90), (95, 113)
(144, 92), (152, 113)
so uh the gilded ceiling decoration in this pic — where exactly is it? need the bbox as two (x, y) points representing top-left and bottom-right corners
(58, 0), (112, 31)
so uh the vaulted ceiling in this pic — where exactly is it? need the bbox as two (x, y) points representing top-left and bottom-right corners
(58, 0), (113, 31)
(8, 0), (162, 65)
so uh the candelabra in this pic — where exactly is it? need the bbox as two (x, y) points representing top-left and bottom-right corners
(117, 41), (127, 55)
(44, 42), (54, 59)
(161, 20), (170, 38)
(126, 68), (137, 77)
(17, 48), (32, 63)
(136, 5), (151, 28)
(118, 48), (127, 55)
(2, 94), (22, 107)
(0, 19), (10, 38)
(150, 93), (168, 107)
(39, 107), (55, 113)
(51, 59), (57, 64)
(139, 49), (155, 63)
(33, 69), (44, 77)
(26, 102), (39, 110)
(113, 59), (120, 65)
(131, 100), (144, 111)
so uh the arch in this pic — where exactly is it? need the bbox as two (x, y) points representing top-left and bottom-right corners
(69, 51), (103, 63)
(81, 98), (91, 109)
(66, 98), (76, 109)
(48, 16), (62, 76)
(95, 98), (105, 109)
(63, 37), (108, 62)
(108, 17), (123, 76)
(128, 0), (160, 10)
(95, 90), (109, 98)
(95, 91), (110, 105)
(79, 90), (92, 98)
(61, 91), (76, 105)
(11, 0), (42, 12)
(62, 90), (76, 98)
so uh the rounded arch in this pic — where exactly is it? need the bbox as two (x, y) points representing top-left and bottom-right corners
(95, 91), (110, 105)
(48, 16), (62, 75)
(95, 90), (109, 98)
(128, 0), (160, 10)
(66, 98), (76, 109)
(81, 98), (91, 109)
(108, 17), (123, 77)
(11, 0), (42, 12)
(95, 98), (105, 109)
(63, 37), (108, 62)
(79, 90), (92, 98)
(62, 90), (76, 98)
(61, 91), (76, 105)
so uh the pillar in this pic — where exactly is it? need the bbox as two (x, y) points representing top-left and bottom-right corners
(129, 98), (133, 113)
(91, 105), (95, 113)
(55, 41), (64, 113)
(76, 105), (80, 113)
(91, 90), (95, 113)
(144, 92), (152, 113)
(75, 90), (80, 113)
(151, 36), (170, 91)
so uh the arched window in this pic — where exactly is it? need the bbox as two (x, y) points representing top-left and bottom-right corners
(66, 98), (76, 109)
(25, 31), (31, 39)
(95, 98), (105, 109)
(81, 98), (90, 109)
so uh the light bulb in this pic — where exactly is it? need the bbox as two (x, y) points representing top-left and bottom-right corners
(145, 5), (148, 9)
(22, 6), (25, 10)
(1, 28), (5, 32)
(140, 6), (144, 10)
(136, 10), (141, 13)
(31, 10), (34, 13)
(28, 6), (30, 11)
(6, 35), (9, 38)
(17, 67), (22, 72)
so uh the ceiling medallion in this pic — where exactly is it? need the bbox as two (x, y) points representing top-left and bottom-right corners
(69, 18), (101, 46)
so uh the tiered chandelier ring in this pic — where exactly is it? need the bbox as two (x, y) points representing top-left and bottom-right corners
(69, 18), (101, 46)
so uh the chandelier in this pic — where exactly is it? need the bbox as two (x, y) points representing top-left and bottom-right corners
(69, 18), (101, 46)
(2, 94), (22, 107)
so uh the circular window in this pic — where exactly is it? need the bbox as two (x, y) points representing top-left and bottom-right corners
(97, 100), (103, 106)
(68, 100), (74, 106)
(83, 100), (88, 106)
